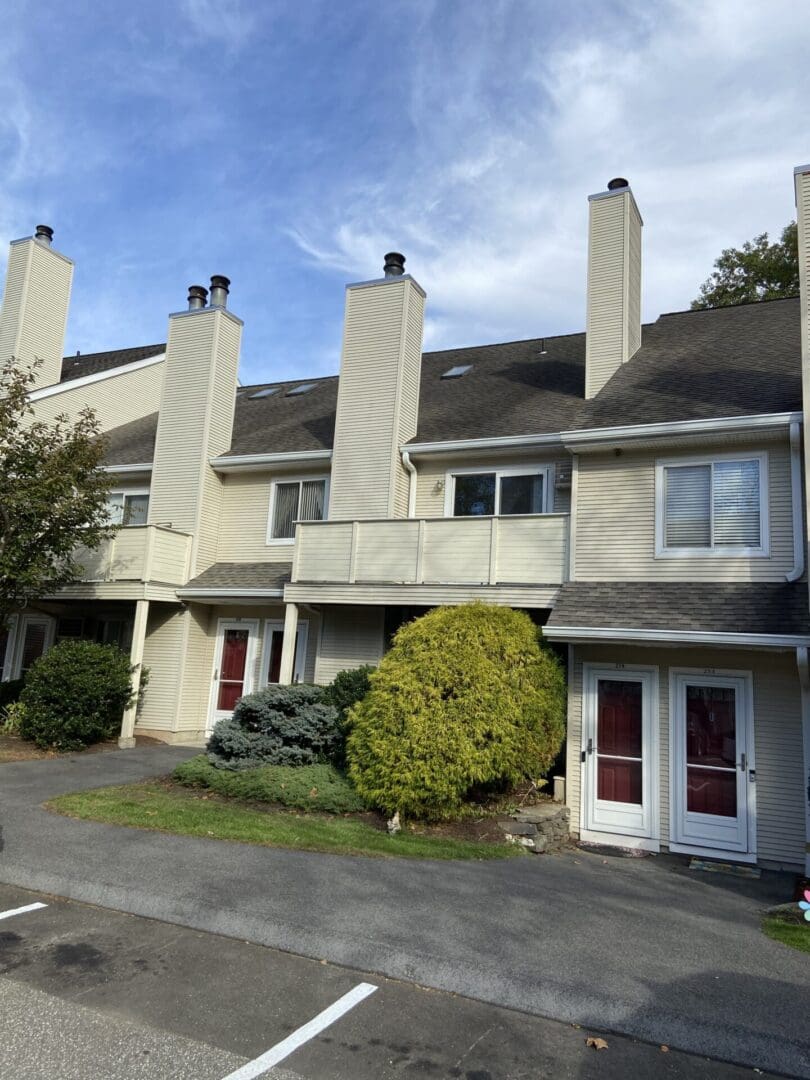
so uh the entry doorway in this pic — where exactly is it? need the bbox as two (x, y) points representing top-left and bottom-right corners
(208, 620), (259, 733)
(260, 619), (308, 685)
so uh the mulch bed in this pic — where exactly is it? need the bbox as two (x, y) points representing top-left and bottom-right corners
(0, 733), (163, 763)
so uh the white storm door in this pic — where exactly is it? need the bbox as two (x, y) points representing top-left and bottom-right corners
(671, 672), (754, 855)
(260, 620), (308, 686)
(208, 620), (259, 731)
(13, 615), (55, 678)
(583, 667), (658, 838)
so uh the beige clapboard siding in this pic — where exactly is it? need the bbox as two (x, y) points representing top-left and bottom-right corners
(72, 526), (189, 585)
(314, 606), (384, 684)
(0, 238), (73, 390)
(574, 441), (794, 580)
(175, 603), (216, 732)
(30, 358), (164, 432)
(414, 453), (571, 517)
(139, 607), (186, 730)
(216, 469), (329, 563)
(565, 644), (805, 868)
(329, 277), (424, 520)
(295, 522), (354, 581)
(423, 517), (491, 582)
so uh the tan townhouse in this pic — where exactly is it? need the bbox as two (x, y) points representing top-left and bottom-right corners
(2, 167), (810, 875)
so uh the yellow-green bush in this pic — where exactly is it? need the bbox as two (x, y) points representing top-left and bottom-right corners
(346, 604), (566, 820)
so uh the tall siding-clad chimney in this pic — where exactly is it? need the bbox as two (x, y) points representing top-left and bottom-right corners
(585, 179), (642, 398)
(0, 225), (74, 390)
(329, 253), (426, 520)
(794, 165), (810, 582)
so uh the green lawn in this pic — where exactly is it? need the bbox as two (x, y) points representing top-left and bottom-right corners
(762, 914), (810, 955)
(47, 782), (522, 861)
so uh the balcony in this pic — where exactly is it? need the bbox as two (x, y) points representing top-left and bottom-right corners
(59, 525), (192, 600)
(289, 515), (568, 604)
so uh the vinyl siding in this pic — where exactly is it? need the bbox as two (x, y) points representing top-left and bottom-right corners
(31, 360), (164, 433)
(565, 644), (805, 868)
(796, 168), (810, 556)
(574, 441), (794, 580)
(414, 452), (571, 517)
(314, 606), (384, 684)
(138, 605), (185, 730)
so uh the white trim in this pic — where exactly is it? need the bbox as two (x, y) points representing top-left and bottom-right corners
(401, 450), (417, 518)
(568, 455), (578, 581)
(207, 618), (260, 733)
(30, 353), (165, 401)
(667, 842), (757, 864)
(266, 475), (329, 543)
(654, 451), (769, 558)
(211, 450), (333, 473)
(101, 463), (153, 475)
(1, 615), (18, 681)
(12, 615), (56, 678)
(562, 411), (801, 448)
(543, 625), (810, 648)
(176, 587), (285, 600)
(405, 432), (564, 456)
(259, 618), (308, 685)
(786, 421), (805, 581)
(444, 464), (553, 517)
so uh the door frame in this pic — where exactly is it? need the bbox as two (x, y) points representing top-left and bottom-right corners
(669, 667), (756, 862)
(259, 618), (309, 686)
(1, 614), (19, 681)
(12, 614), (56, 678)
(207, 619), (260, 734)
(580, 663), (660, 850)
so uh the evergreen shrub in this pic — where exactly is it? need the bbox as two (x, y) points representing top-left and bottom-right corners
(346, 603), (566, 820)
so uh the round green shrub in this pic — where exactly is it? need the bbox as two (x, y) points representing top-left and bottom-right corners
(207, 684), (341, 770)
(346, 603), (566, 820)
(18, 640), (135, 750)
(323, 665), (374, 723)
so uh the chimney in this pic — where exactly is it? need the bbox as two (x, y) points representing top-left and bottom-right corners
(0, 224), (74, 390)
(329, 252), (426, 519)
(209, 275), (230, 308)
(585, 178), (642, 398)
(187, 285), (208, 310)
(794, 165), (810, 601)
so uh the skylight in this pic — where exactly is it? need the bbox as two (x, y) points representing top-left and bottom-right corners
(286, 382), (317, 396)
(441, 364), (472, 379)
(248, 387), (279, 399)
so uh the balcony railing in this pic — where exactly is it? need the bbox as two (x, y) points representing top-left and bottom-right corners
(74, 525), (192, 586)
(293, 515), (568, 586)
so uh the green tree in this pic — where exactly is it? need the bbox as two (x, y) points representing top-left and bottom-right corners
(0, 358), (113, 621)
(691, 222), (799, 309)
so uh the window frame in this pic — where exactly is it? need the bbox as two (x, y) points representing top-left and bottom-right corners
(654, 451), (769, 558)
(265, 475), (330, 545)
(444, 464), (553, 518)
(106, 487), (151, 528)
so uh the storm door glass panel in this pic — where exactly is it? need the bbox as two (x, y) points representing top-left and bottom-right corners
(20, 623), (47, 674)
(499, 473), (544, 515)
(453, 473), (495, 516)
(665, 465), (711, 547)
(685, 684), (737, 817)
(272, 483), (300, 539)
(267, 630), (284, 684)
(217, 629), (249, 711)
(596, 679), (642, 805)
(299, 480), (325, 522)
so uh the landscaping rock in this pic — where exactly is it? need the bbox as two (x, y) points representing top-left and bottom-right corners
(498, 801), (570, 854)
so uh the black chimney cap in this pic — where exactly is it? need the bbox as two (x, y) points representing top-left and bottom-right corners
(607, 177), (629, 191)
(383, 252), (405, 277)
(187, 285), (208, 310)
(34, 224), (54, 244)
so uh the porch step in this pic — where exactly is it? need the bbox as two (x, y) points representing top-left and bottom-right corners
(688, 858), (761, 879)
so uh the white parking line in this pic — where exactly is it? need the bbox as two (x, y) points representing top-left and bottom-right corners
(220, 981), (378, 1080)
(0, 902), (47, 922)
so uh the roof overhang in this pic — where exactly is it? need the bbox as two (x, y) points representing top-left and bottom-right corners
(405, 432), (564, 457)
(100, 463), (153, 475)
(542, 625), (810, 649)
(561, 412), (801, 453)
(176, 587), (285, 602)
(210, 450), (332, 473)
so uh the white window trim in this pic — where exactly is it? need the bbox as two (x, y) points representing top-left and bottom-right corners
(107, 487), (151, 527)
(12, 615), (56, 679)
(444, 464), (553, 518)
(266, 476), (330, 545)
(259, 619), (309, 685)
(654, 451), (769, 558)
(1, 615), (19, 681)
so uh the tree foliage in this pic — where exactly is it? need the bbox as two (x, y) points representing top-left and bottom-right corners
(346, 603), (567, 821)
(691, 222), (798, 309)
(0, 358), (113, 620)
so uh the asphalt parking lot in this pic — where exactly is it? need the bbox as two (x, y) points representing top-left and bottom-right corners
(0, 882), (785, 1080)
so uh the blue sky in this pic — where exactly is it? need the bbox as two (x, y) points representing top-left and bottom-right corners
(2, 1), (809, 385)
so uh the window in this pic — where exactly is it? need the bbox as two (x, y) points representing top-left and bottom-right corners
(268, 478), (328, 541)
(656, 454), (768, 556)
(448, 468), (549, 517)
(106, 491), (149, 526)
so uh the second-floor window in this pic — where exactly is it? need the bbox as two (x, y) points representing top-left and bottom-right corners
(656, 454), (768, 556)
(449, 468), (550, 517)
(106, 491), (149, 526)
(268, 478), (327, 540)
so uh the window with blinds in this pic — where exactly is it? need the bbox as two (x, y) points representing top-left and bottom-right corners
(269, 478), (327, 540)
(658, 456), (765, 554)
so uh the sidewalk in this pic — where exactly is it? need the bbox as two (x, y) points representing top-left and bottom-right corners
(1, 747), (808, 1077)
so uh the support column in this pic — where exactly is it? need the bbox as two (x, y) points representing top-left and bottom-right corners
(278, 602), (299, 685)
(119, 599), (149, 749)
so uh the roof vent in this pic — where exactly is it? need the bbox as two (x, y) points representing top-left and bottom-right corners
(607, 177), (629, 191)
(383, 252), (405, 277)
(209, 275), (230, 308)
(286, 382), (316, 396)
(248, 387), (279, 399)
(34, 224), (54, 246)
(441, 364), (472, 379)
(187, 285), (208, 311)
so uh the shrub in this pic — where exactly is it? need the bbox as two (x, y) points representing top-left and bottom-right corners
(174, 755), (366, 813)
(207, 684), (341, 770)
(0, 699), (26, 735)
(346, 603), (566, 820)
(18, 640), (135, 750)
(323, 665), (374, 722)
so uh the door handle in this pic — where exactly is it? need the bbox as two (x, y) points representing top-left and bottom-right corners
(738, 753), (747, 772)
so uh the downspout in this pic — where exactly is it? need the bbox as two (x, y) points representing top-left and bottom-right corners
(786, 421), (805, 581)
(795, 647), (810, 874)
(402, 450), (417, 518)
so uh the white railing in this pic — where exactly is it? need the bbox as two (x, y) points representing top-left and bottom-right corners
(74, 526), (192, 585)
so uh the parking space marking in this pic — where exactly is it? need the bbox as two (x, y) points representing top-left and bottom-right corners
(220, 981), (379, 1080)
(0, 901), (47, 921)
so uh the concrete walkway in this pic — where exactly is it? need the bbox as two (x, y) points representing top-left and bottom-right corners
(0, 747), (808, 1077)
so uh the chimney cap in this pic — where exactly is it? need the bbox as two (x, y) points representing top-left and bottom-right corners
(383, 252), (406, 277)
(209, 275), (231, 308)
(607, 177), (629, 191)
(188, 284), (208, 311)
(34, 224), (54, 245)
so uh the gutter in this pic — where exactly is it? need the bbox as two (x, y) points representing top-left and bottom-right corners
(542, 625), (810, 649)
(210, 449), (332, 473)
(405, 432), (564, 456)
(176, 587), (285, 600)
(561, 411), (802, 449)
(100, 463), (153, 475)
(401, 450), (417, 517)
(786, 420), (806, 581)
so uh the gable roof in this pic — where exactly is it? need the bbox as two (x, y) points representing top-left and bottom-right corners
(60, 344), (165, 384)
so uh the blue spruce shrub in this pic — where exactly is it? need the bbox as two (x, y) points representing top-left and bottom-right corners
(207, 684), (342, 770)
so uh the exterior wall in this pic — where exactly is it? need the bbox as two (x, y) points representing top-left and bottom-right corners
(137, 605), (186, 732)
(29, 357), (164, 432)
(314, 606), (385, 684)
(795, 166), (810, 573)
(329, 276), (424, 521)
(574, 439), (795, 581)
(565, 642), (805, 869)
(414, 451), (571, 517)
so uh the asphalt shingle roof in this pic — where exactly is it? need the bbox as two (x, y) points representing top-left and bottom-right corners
(182, 562), (292, 591)
(546, 581), (810, 637)
(60, 344), (165, 384)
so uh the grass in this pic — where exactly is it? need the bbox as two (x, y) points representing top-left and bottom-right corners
(762, 913), (810, 954)
(47, 781), (523, 861)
